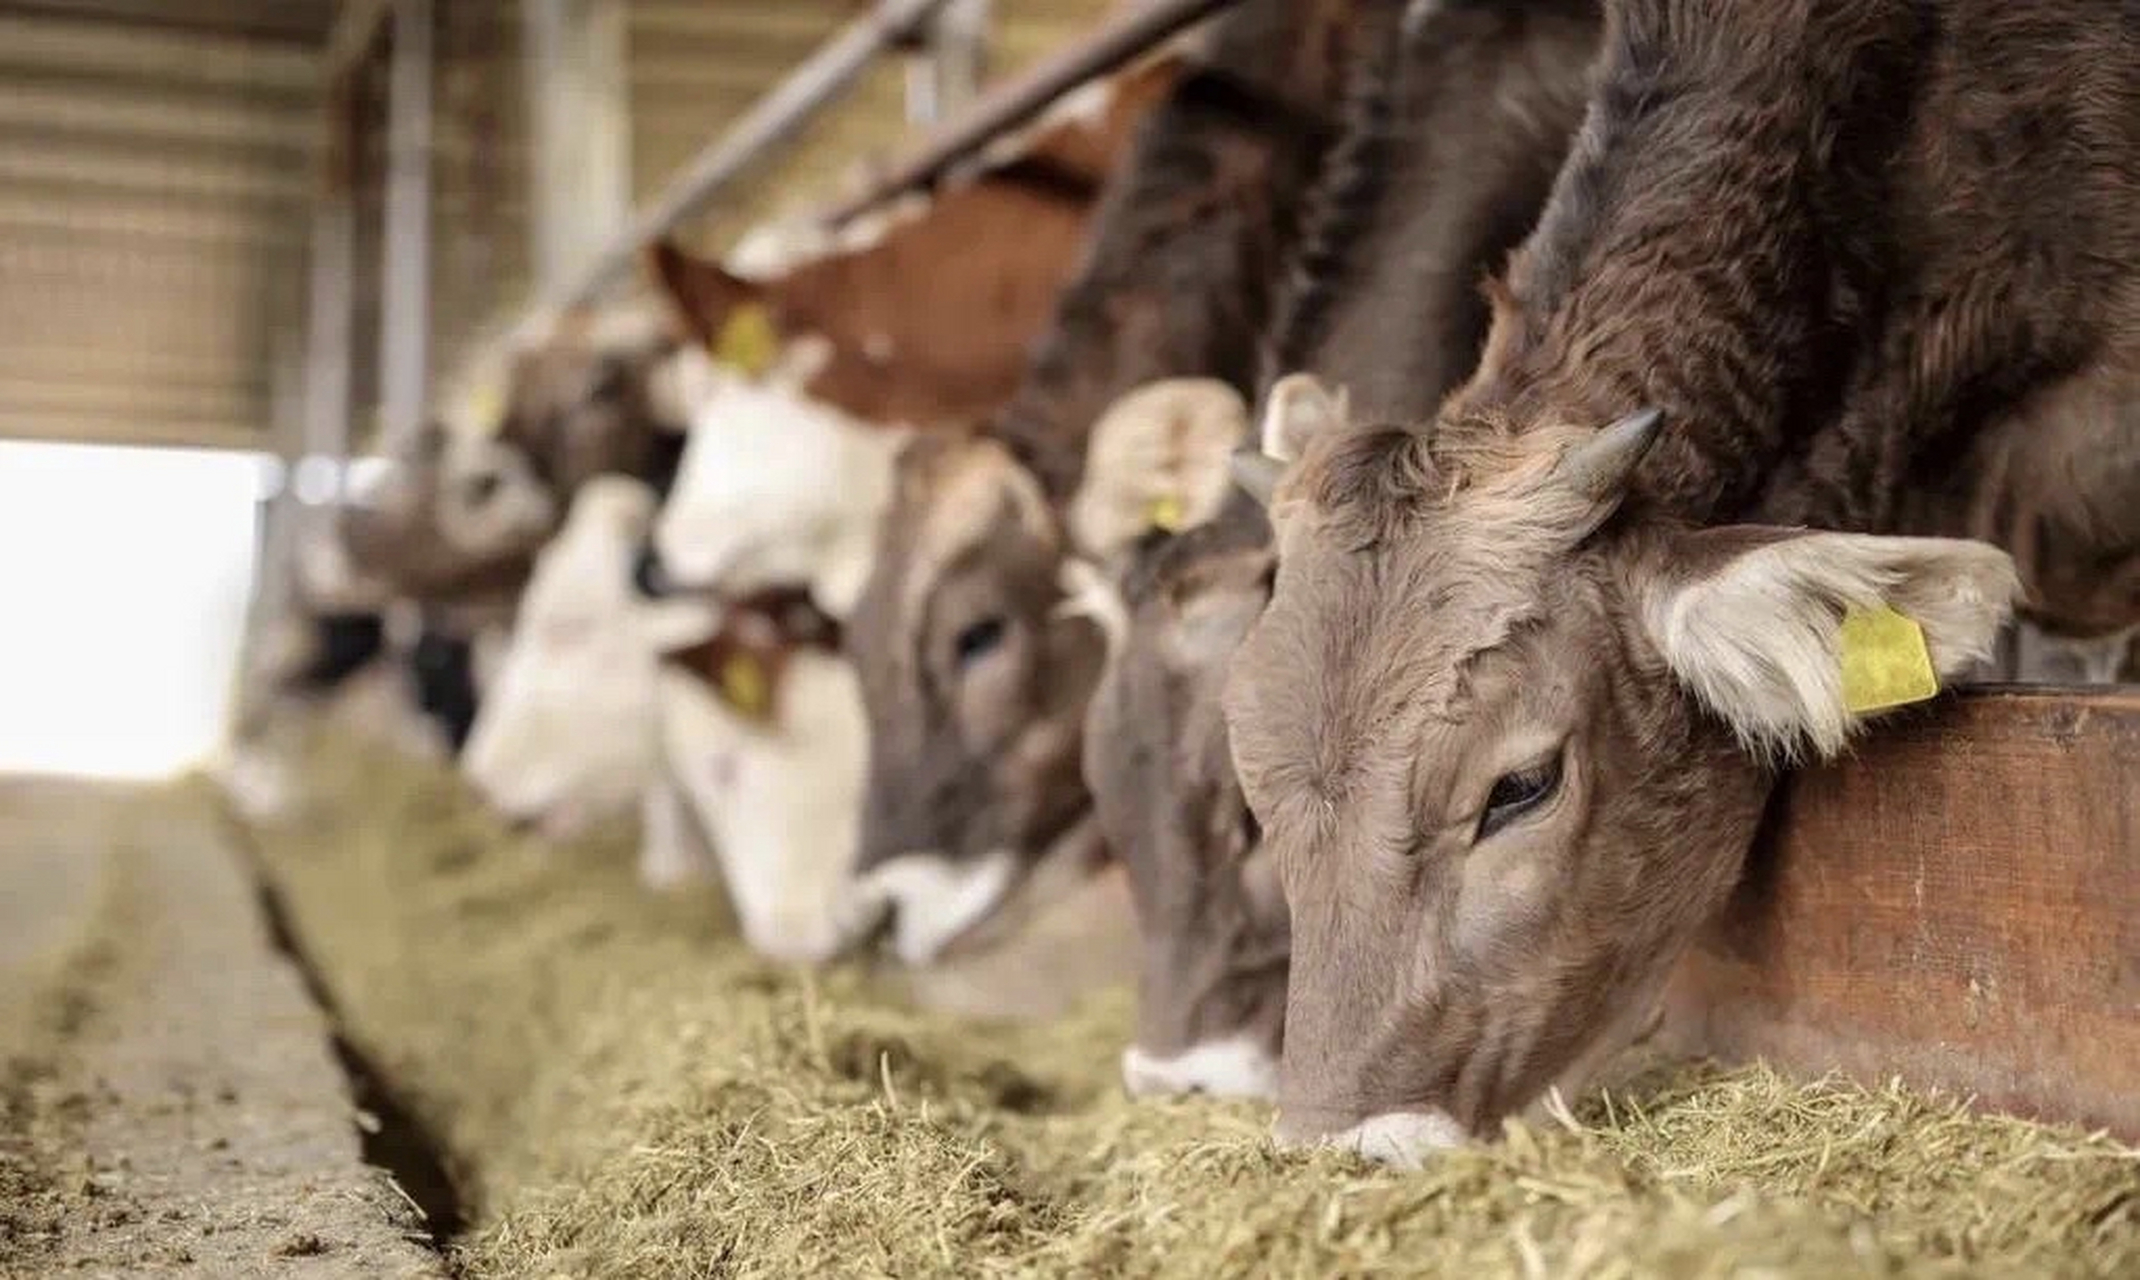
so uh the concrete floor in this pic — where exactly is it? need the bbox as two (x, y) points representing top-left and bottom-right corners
(0, 778), (444, 1278)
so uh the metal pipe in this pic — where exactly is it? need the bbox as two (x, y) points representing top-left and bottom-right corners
(300, 140), (354, 500)
(824, 0), (1245, 228)
(523, 0), (632, 292)
(377, 0), (435, 463)
(909, 0), (989, 126)
(558, 0), (951, 308)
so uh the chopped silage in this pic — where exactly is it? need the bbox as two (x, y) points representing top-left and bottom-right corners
(231, 733), (2140, 1278)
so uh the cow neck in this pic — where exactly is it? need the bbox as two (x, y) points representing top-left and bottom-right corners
(987, 0), (1386, 507)
(1451, 4), (1934, 529)
(766, 166), (1100, 432)
(1264, 0), (1597, 425)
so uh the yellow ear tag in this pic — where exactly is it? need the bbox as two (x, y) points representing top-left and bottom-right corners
(1147, 492), (1185, 533)
(718, 650), (772, 721)
(713, 304), (779, 379)
(1837, 605), (1940, 715)
(466, 381), (505, 431)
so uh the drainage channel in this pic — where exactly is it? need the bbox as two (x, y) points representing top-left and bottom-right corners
(237, 833), (468, 1256)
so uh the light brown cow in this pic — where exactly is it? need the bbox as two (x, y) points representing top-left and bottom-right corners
(1225, 0), (2138, 1165)
(1075, 0), (1604, 1098)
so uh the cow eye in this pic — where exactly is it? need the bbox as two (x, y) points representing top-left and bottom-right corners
(1478, 754), (1562, 841)
(463, 471), (502, 507)
(953, 616), (1006, 669)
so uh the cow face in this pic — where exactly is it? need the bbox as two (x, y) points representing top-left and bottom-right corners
(1065, 380), (1288, 1098)
(654, 370), (908, 619)
(462, 477), (713, 839)
(431, 430), (560, 565)
(656, 590), (866, 964)
(845, 436), (1107, 964)
(338, 423), (547, 608)
(1224, 376), (2019, 1166)
(433, 311), (692, 567)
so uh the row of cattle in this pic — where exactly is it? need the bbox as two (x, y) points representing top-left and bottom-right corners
(240, 0), (2139, 1168)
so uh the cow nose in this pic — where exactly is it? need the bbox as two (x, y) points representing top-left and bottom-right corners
(632, 540), (671, 599)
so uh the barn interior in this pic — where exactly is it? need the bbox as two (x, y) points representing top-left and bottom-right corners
(0, 2), (2135, 1277)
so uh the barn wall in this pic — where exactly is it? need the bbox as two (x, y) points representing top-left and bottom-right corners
(0, 8), (326, 453)
(0, 1), (1121, 456)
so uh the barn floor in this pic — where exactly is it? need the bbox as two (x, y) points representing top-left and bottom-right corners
(0, 778), (440, 1277)
(5, 742), (2138, 1278)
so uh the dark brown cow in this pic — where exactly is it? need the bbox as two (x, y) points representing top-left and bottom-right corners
(843, 0), (1399, 968)
(1225, 0), (2139, 1164)
(1079, 0), (1605, 1098)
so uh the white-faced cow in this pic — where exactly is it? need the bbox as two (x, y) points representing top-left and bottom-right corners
(1071, 0), (1605, 1099)
(1224, 0), (2139, 1166)
(461, 476), (713, 847)
(844, 0), (1395, 966)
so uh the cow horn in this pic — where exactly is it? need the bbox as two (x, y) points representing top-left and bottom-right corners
(1229, 449), (1283, 508)
(1556, 407), (1662, 500)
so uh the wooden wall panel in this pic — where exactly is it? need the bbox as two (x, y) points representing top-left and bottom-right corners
(1662, 687), (2140, 1141)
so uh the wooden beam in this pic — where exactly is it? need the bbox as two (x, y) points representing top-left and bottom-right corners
(1661, 686), (2140, 1141)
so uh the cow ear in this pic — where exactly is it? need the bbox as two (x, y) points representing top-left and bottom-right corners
(1069, 378), (1250, 561)
(1641, 528), (2020, 762)
(1259, 373), (1347, 463)
(644, 239), (762, 353)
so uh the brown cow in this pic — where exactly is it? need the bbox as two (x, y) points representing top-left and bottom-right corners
(844, 0), (1398, 967)
(1225, 0), (2138, 1165)
(1076, 0), (1604, 1098)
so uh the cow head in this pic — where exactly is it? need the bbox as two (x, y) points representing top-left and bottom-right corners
(655, 587), (867, 964)
(1224, 374), (2020, 1165)
(461, 476), (713, 839)
(337, 421), (546, 607)
(845, 435), (1108, 964)
(646, 242), (912, 617)
(1066, 380), (1289, 1098)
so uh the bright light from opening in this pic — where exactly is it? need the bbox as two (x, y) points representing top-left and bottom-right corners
(0, 440), (267, 779)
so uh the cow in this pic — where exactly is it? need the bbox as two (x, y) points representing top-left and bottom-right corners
(640, 56), (1181, 966)
(1071, 0), (1605, 1099)
(844, 0), (1394, 966)
(339, 300), (695, 617)
(460, 476), (713, 845)
(1222, 0), (2139, 1166)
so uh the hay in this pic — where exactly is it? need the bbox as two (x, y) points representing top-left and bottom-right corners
(236, 734), (2140, 1278)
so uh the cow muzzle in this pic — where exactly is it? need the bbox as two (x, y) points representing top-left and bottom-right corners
(1271, 1106), (1469, 1170)
(1121, 1036), (1279, 1100)
(836, 850), (1017, 965)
